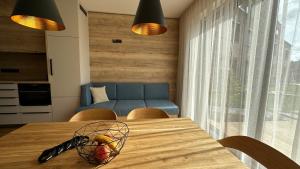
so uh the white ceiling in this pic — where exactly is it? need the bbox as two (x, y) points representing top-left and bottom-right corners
(80, 0), (194, 18)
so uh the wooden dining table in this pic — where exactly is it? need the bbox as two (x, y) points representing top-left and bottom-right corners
(0, 118), (248, 169)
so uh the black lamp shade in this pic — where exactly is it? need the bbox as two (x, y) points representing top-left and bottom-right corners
(132, 0), (167, 35)
(11, 0), (65, 31)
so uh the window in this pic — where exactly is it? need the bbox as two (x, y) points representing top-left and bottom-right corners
(178, 0), (300, 168)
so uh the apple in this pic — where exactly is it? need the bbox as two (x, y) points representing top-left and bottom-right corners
(95, 145), (110, 162)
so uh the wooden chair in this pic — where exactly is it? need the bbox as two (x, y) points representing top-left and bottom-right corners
(69, 108), (117, 122)
(218, 136), (300, 169)
(127, 108), (169, 120)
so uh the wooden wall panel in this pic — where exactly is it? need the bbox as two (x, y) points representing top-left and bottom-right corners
(0, 0), (14, 17)
(0, 0), (45, 53)
(89, 12), (179, 101)
(0, 52), (48, 81)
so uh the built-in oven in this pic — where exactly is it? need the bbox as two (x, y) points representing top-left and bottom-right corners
(18, 83), (51, 106)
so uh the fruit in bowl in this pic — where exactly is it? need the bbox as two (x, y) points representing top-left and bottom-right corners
(93, 134), (117, 162)
(95, 145), (110, 162)
(74, 121), (129, 165)
(94, 134), (118, 153)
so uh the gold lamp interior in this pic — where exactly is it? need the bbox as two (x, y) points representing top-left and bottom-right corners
(11, 15), (65, 31)
(132, 23), (167, 36)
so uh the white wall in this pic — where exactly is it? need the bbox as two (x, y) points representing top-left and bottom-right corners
(78, 4), (91, 85)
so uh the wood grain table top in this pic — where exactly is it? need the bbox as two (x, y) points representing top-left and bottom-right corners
(0, 118), (248, 169)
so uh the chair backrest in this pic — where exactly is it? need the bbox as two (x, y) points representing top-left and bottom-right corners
(218, 136), (300, 169)
(69, 109), (117, 122)
(127, 108), (169, 120)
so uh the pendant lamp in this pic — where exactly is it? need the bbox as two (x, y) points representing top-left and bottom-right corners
(132, 0), (167, 35)
(11, 0), (65, 31)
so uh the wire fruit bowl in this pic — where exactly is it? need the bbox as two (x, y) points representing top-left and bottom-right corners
(74, 121), (129, 166)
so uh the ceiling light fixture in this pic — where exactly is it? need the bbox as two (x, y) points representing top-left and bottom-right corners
(132, 0), (167, 36)
(11, 0), (65, 31)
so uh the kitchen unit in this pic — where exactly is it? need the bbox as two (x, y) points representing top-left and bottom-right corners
(0, 83), (52, 125)
(0, 0), (90, 124)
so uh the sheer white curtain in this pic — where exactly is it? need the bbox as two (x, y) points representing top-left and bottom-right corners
(178, 0), (300, 167)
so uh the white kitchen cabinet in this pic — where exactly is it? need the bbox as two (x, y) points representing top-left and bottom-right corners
(0, 90), (18, 97)
(46, 35), (82, 122)
(0, 113), (21, 124)
(45, 1), (90, 122)
(0, 84), (17, 90)
(0, 98), (19, 106)
(51, 97), (80, 122)
(0, 106), (19, 113)
(47, 36), (81, 97)
(21, 112), (52, 123)
(19, 106), (52, 113)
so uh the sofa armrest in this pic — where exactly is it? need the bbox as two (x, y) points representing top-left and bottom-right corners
(80, 83), (92, 106)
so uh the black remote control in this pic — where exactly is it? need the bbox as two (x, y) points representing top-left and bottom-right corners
(38, 136), (89, 163)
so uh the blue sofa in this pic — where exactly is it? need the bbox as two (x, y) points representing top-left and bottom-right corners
(78, 83), (179, 116)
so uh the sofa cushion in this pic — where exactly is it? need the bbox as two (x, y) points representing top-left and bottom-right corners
(145, 100), (179, 115)
(145, 83), (169, 100)
(76, 100), (117, 112)
(90, 86), (109, 104)
(114, 100), (146, 116)
(93, 83), (117, 100)
(117, 83), (144, 100)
